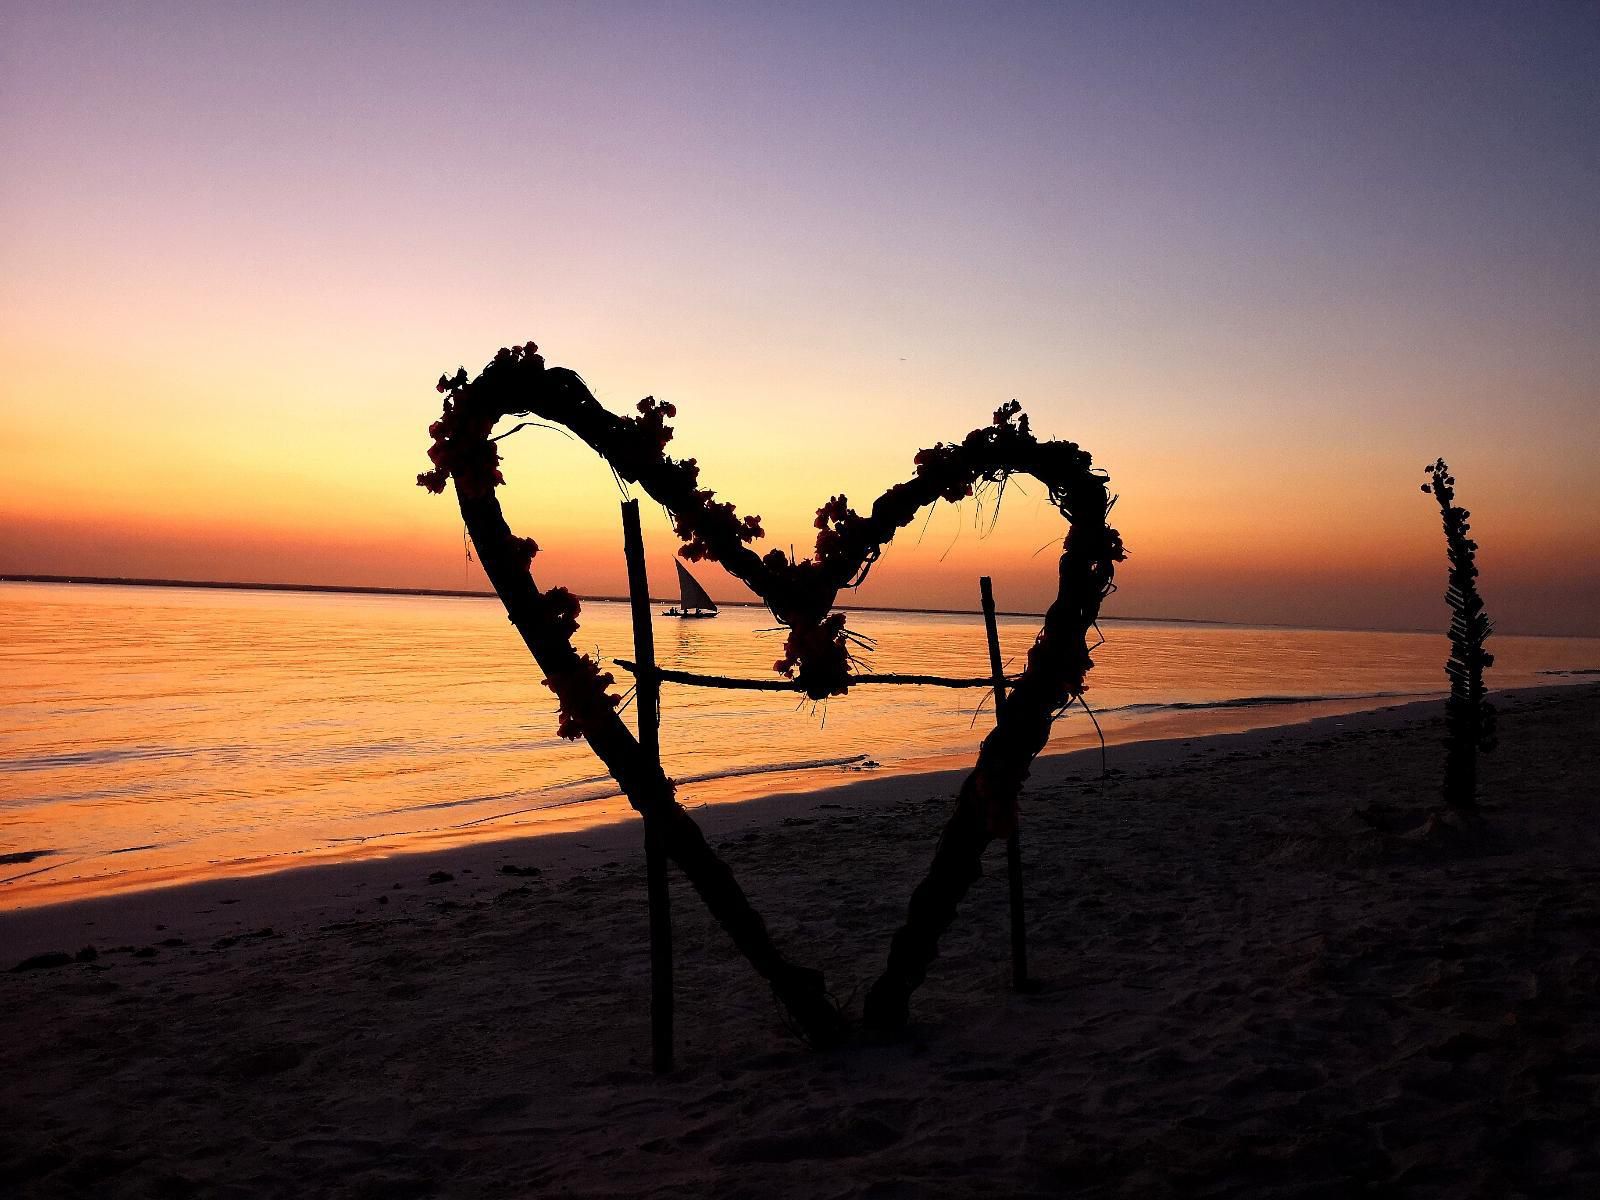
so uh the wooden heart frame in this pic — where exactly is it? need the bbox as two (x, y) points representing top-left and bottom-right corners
(419, 342), (1124, 1041)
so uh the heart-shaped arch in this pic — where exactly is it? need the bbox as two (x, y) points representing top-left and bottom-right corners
(419, 342), (1124, 1038)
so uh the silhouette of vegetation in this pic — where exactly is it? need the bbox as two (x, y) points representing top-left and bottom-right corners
(419, 341), (1123, 1042)
(1422, 459), (1496, 813)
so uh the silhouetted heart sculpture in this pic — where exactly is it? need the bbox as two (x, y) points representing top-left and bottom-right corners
(419, 343), (1124, 1044)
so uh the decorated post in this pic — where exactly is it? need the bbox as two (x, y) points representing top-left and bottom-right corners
(1421, 460), (1496, 815)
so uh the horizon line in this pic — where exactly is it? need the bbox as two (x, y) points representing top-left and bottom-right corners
(0, 572), (1584, 640)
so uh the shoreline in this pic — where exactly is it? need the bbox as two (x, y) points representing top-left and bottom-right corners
(3, 681), (1587, 957)
(0, 682), (1458, 912)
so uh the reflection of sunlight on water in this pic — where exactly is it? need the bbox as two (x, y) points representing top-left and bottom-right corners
(3, 580), (1598, 907)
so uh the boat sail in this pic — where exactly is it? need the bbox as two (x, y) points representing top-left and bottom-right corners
(665, 560), (719, 619)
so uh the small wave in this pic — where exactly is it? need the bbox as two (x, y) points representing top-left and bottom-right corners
(0, 849), (56, 866)
(370, 789), (532, 818)
(443, 753), (872, 830)
(1538, 668), (1600, 677)
(0, 744), (243, 773)
(264, 739), (416, 768)
(1, 782), (159, 810)
(1102, 689), (1434, 716)
(0, 856), (83, 886)
(673, 754), (869, 788)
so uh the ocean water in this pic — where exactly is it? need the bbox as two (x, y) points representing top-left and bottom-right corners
(3, 581), (1596, 907)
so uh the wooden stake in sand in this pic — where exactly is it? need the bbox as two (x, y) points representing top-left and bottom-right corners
(980, 576), (1029, 991)
(620, 499), (673, 1073)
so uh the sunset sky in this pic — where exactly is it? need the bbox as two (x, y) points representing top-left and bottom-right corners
(2, 3), (1596, 634)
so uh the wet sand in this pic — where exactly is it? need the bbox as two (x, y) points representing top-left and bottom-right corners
(3, 684), (1597, 1197)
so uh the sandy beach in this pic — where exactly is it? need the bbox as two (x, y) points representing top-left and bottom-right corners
(3, 683), (1597, 1197)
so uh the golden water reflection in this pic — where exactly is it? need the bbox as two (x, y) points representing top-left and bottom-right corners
(3, 582), (1595, 908)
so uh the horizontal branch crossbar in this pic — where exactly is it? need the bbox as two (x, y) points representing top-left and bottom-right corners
(613, 659), (1009, 692)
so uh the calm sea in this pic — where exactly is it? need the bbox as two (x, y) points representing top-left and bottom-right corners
(3, 581), (1596, 907)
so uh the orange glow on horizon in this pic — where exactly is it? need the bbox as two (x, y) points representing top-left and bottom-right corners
(4, 309), (1596, 637)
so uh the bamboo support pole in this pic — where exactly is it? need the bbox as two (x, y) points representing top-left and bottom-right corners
(614, 660), (1010, 691)
(620, 499), (673, 1074)
(980, 577), (1029, 992)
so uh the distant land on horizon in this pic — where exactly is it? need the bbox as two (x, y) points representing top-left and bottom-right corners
(4, 572), (1071, 622)
(9, 571), (1586, 641)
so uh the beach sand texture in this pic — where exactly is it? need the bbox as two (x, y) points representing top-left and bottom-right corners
(3, 685), (1597, 1197)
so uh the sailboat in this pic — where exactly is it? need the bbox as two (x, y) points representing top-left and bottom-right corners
(664, 560), (719, 619)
